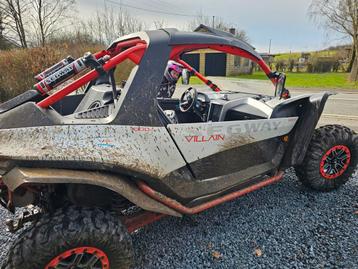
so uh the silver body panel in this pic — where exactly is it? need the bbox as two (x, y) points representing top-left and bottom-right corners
(0, 116), (297, 180)
(0, 125), (186, 178)
(168, 117), (298, 163)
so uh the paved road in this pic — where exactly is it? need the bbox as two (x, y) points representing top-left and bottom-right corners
(178, 77), (358, 131)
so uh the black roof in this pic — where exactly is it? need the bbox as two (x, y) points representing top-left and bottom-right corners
(160, 27), (262, 60)
(108, 27), (262, 61)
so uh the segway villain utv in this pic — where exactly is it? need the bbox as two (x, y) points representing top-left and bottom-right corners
(0, 26), (357, 269)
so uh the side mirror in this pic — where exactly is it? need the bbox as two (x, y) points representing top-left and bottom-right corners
(275, 73), (287, 99)
(181, 69), (191, 85)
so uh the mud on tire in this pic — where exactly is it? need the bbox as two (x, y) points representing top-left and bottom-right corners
(295, 124), (358, 191)
(1, 206), (133, 269)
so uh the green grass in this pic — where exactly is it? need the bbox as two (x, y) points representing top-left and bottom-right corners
(189, 76), (204, 85)
(178, 76), (203, 85)
(233, 72), (358, 89)
(275, 50), (338, 61)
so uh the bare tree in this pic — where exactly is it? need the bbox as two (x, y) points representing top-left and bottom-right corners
(0, 9), (5, 37)
(348, 48), (355, 72)
(0, 9), (8, 49)
(309, 0), (358, 81)
(83, 5), (145, 45)
(0, 0), (29, 48)
(235, 29), (249, 43)
(187, 11), (211, 31)
(29, 0), (76, 46)
(153, 19), (166, 29)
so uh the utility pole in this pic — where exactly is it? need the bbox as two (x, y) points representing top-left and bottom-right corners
(212, 16), (215, 28)
(269, 39), (272, 54)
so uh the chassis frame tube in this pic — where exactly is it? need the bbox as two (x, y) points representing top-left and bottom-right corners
(169, 44), (275, 84)
(177, 59), (221, 92)
(137, 171), (284, 215)
(122, 211), (165, 233)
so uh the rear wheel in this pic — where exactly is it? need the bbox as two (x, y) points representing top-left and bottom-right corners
(1, 207), (133, 269)
(295, 125), (358, 191)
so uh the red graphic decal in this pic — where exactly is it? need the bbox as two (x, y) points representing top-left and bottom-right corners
(185, 135), (225, 143)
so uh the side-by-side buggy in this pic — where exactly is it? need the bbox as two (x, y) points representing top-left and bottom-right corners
(0, 26), (356, 268)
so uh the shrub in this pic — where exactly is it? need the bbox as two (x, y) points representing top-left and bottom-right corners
(288, 59), (295, 72)
(0, 40), (134, 102)
(306, 56), (341, 73)
(275, 60), (286, 72)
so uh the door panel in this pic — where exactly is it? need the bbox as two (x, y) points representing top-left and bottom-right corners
(167, 117), (298, 177)
(187, 138), (281, 179)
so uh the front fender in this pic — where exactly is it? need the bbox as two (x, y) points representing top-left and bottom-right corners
(2, 167), (182, 217)
(273, 92), (333, 167)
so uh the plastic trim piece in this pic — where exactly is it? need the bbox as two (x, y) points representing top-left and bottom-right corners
(2, 167), (181, 217)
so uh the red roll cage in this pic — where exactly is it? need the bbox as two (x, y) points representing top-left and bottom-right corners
(37, 38), (274, 109)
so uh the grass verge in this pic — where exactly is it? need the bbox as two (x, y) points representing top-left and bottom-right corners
(232, 72), (358, 89)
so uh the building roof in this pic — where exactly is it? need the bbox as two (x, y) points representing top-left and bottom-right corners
(193, 24), (255, 50)
(194, 24), (237, 38)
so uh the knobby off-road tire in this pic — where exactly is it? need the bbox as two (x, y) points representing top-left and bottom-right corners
(296, 124), (358, 191)
(1, 206), (133, 269)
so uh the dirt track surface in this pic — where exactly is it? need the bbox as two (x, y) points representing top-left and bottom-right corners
(1, 168), (357, 268)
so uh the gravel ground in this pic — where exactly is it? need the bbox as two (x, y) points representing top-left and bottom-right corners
(0, 168), (357, 268)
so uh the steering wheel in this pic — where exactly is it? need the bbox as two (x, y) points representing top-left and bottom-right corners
(179, 87), (198, 112)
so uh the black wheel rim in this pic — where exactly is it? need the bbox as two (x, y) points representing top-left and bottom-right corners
(320, 145), (351, 179)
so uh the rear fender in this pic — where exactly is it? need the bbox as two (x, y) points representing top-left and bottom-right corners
(271, 92), (333, 167)
(2, 167), (182, 217)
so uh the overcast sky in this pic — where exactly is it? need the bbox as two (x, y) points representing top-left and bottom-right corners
(77, 0), (347, 53)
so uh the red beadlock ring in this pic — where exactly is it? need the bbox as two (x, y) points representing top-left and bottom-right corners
(45, 246), (109, 269)
(320, 145), (351, 179)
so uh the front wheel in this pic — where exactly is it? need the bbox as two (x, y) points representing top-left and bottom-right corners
(1, 207), (133, 269)
(295, 124), (357, 191)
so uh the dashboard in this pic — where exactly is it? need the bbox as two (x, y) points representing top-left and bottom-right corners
(192, 90), (274, 122)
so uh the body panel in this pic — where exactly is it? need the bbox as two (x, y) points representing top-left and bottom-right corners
(159, 153), (281, 200)
(139, 117), (297, 199)
(0, 125), (186, 178)
(168, 117), (298, 163)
